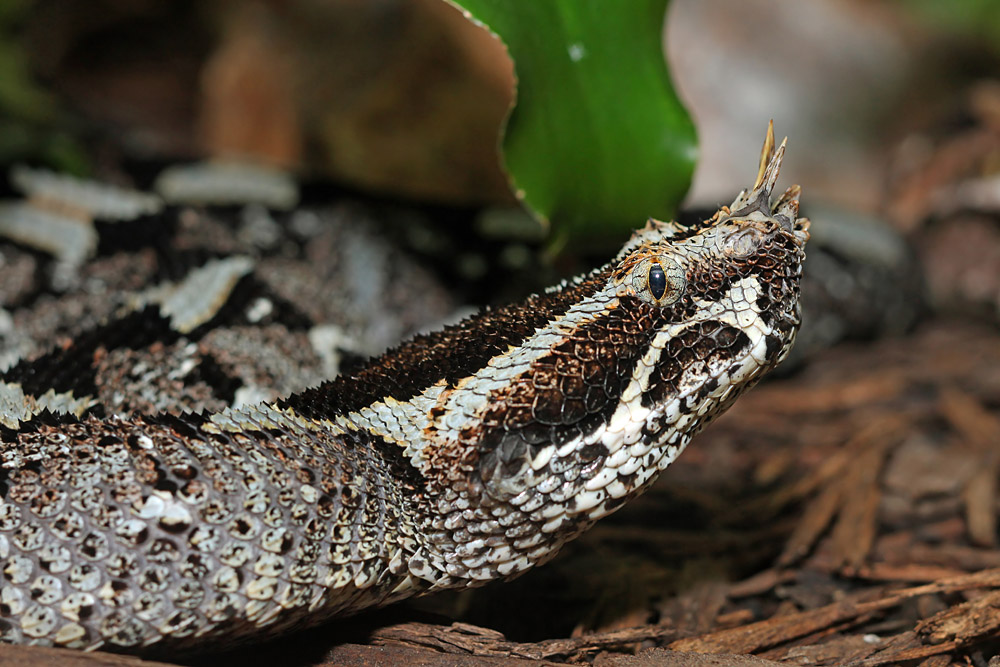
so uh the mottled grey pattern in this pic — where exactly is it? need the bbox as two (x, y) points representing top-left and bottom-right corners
(0, 130), (809, 654)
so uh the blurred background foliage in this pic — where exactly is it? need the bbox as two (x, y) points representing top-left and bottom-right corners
(0, 0), (998, 246)
(904, 0), (1000, 46)
(0, 0), (87, 172)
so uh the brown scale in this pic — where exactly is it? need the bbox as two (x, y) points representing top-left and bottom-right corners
(477, 297), (669, 478)
(284, 264), (618, 420)
(93, 343), (229, 416)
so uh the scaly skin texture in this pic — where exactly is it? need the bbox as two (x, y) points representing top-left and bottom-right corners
(0, 128), (809, 654)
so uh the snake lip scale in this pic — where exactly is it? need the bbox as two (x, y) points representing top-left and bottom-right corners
(0, 126), (809, 655)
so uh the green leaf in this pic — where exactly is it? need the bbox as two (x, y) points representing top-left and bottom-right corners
(447, 0), (697, 246)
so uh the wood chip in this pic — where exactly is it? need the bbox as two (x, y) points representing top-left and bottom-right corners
(372, 621), (674, 662)
(778, 415), (907, 567)
(941, 387), (1000, 547)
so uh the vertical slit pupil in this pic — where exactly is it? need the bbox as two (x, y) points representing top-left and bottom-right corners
(648, 264), (667, 300)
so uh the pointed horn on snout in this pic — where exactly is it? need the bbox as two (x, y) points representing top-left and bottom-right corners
(752, 120), (788, 200)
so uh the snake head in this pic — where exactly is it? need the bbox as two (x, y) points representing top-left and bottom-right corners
(484, 127), (806, 519)
(407, 124), (809, 586)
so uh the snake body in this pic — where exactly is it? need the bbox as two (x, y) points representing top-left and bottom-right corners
(0, 131), (808, 654)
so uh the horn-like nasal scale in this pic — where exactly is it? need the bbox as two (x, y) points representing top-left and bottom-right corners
(753, 119), (777, 191)
(724, 121), (806, 237)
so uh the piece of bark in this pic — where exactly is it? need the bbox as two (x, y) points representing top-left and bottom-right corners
(830, 444), (892, 571)
(779, 633), (880, 665)
(852, 629), (962, 666)
(714, 609), (756, 629)
(940, 387), (1000, 547)
(0, 645), (178, 667)
(777, 472), (843, 567)
(850, 562), (970, 584)
(963, 466), (998, 548)
(915, 589), (1000, 645)
(906, 542), (1000, 571)
(778, 415), (907, 567)
(670, 568), (1000, 655)
(372, 621), (674, 662)
(727, 569), (795, 599)
(598, 648), (786, 666)
(659, 581), (729, 638)
(668, 592), (891, 655)
(322, 643), (553, 666)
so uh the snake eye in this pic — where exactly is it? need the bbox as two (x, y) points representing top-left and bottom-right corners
(631, 256), (685, 306)
(648, 264), (667, 300)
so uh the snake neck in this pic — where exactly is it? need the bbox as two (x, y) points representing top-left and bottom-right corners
(248, 217), (808, 589)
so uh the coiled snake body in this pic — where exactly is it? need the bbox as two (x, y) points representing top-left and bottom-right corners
(0, 131), (808, 654)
